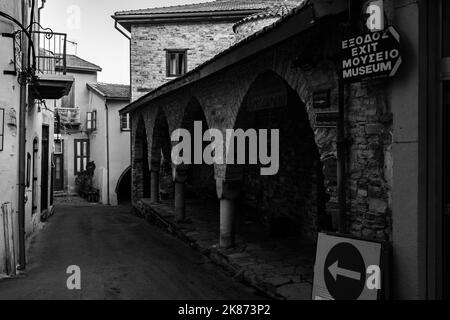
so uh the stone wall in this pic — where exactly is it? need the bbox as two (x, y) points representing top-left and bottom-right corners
(130, 18), (393, 242)
(347, 81), (393, 241)
(130, 22), (236, 101)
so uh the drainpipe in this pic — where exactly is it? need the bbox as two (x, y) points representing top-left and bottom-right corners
(105, 102), (110, 205)
(17, 0), (30, 271)
(114, 21), (130, 40)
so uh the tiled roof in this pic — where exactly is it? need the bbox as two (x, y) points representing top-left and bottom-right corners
(114, 0), (304, 16)
(60, 55), (102, 72)
(233, 2), (300, 30)
(87, 83), (131, 100)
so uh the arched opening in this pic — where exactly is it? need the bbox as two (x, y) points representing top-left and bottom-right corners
(181, 98), (216, 201)
(133, 116), (151, 201)
(150, 109), (172, 201)
(116, 166), (132, 205)
(230, 71), (326, 243)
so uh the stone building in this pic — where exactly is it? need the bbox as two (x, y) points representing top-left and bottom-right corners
(115, 0), (450, 299)
(113, 0), (304, 101)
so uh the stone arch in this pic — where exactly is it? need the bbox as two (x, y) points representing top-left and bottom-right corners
(132, 114), (151, 201)
(116, 166), (131, 205)
(178, 97), (216, 200)
(223, 70), (329, 241)
(149, 108), (173, 201)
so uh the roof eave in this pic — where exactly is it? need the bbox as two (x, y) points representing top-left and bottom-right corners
(106, 97), (131, 102)
(112, 9), (265, 32)
(87, 83), (131, 101)
(61, 66), (102, 73)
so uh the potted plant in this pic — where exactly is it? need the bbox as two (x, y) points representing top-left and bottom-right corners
(75, 161), (99, 202)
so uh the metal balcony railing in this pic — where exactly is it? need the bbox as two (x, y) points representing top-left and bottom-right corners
(55, 107), (81, 126)
(33, 30), (67, 75)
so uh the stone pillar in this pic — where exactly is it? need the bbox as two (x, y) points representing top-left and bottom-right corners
(173, 167), (188, 222)
(216, 179), (242, 248)
(150, 170), (159, 203)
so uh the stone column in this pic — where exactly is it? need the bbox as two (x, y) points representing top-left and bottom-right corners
(173, 167), (188, 222)
(216, 178), (242, 248)
(150, 170), (159, 203)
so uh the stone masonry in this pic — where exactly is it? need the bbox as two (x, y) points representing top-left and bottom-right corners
(131, 23), (236, 101)
(130, 16), (393, 243)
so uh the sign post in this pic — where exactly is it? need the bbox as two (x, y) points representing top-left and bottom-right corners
(341, 26), (402, 83)
(312, 232), (388, 300)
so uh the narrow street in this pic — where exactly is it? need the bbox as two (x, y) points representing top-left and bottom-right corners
(0, 200), (262, 300)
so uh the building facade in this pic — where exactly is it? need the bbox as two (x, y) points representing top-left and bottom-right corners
(113, 0), (304, 101)
(54, 57), (131, 206)
(86, 83), (131, 205)
(0, 0), (72, 276)
(114, 0), (450, 299)
(53, 54), (102, 196)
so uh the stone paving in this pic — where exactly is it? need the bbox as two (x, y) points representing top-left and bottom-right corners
(135, 198), (315, 300)
(54, 194), (100, 206)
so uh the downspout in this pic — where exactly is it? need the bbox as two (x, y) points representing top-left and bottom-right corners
(114, 21), (130, 40)
(17, 0), (30, 271)
(105, 102), (110, 205)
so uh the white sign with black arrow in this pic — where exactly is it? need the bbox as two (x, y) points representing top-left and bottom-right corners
(328, 260), (362, 281)
(312, 233), (385, 300)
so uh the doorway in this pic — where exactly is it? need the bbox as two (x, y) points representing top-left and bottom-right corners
(53, 139), (64, 191)
(32, 138), (38, 213)
(441, 0), (450, 300)
(41, 125), (49, 212)
(444, 81), (450, 299)
(116, 167), (131, 205)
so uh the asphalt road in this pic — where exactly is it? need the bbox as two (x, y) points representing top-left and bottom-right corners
(0, 202), (262, 300)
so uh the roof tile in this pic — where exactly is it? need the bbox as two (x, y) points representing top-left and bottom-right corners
(115, 0), (304, 16)
(88, 83), (131, 100)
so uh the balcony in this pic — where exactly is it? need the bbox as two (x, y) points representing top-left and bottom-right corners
(31, 30), (74, 100)
(55, 107), (81, 128)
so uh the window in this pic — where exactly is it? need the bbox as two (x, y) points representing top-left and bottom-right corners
(0, 108), (4, 151)
(26, 153), (31, 188)
(74, 139), (89, 174)
(54, 139), (63, 154)
(86, 111), (97, 131)
(121, 113), (131, 131)
(166, 50), (187, 76)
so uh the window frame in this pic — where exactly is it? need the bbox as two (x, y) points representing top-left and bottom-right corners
(166, 49), (188, 77)
(74, 139), (89, 175)
(54, 139), (64, 155)
(86, 110), (97, 131)
(120, 113), (131, 132)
